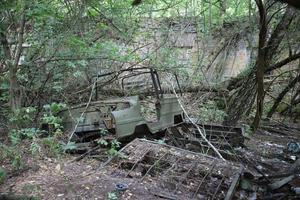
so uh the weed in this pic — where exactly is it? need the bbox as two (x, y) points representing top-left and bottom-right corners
(0, 144), (23, 170)
(61, 141), (77, 151)
(42, 102), (66, 135)
(96, 138), (121, 156)
(0, 167), (6, 184)
(107, 139), (121, 156)
(99, 128), (108, 136)
(9, 128), (40, 145)
(107, 192), (118, 200)
(198, 100), (227, 123)
(9, 107), (37, 129)
(97, 139), (109, 146)
(30, 140), (41, 155)
(42, 137), (63, 157)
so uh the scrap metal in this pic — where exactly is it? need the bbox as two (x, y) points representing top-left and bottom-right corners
(105, 138), (244, 200)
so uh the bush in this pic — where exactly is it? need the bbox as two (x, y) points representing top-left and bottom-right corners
(41, 137), (63, 157)
(41, 102), (66, 135)
(0, 144), (23, 170)
(198, 100), (227, 123)
(9, 107), (37, 129)
(9, 128), (40, 145)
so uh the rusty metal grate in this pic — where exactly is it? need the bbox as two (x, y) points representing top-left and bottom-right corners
(166, 123), (244, 157)
(106, 139), (243, 200)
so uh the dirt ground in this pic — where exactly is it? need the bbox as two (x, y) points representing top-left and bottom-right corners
(1, 127), (300, 199)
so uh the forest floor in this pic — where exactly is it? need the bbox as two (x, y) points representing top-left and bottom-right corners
(1, 123), (300, 199)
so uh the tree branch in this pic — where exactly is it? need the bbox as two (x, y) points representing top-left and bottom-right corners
(267, 73), (300, 118)
(265, 52), (300, 73)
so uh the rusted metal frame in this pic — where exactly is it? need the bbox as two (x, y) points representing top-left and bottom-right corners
(150, 191), (177, 200)
(174, 73), (183, 96)
(212, 175), (226, 199)
(150, 68), (160, 99)
(98, 138), (137, 170)
(171, 159), (199, 194)
(192, 160), (217, 199)
(205, 131), (228, 152)
(173, 125), (207, 153)
(189, 125), (239, 148)
(224, 166), (244, 200)
(96, 67), (150, 79)
(160, 156), (184, 178)
(181, 123), (210, 154)
(153, 70), (163, 98)
(173, 138), (236, 157)
(140, 151), (169, 181)
(184, 123), (200, 140)
(125, 149), (152, 177)
(165, 129), (183, 148)
(95, 77), (98, 100)
(218, 132), (231, 147)
(139, 139), (218, 161)
(158, 157), (204, 196)
(120, 71), (151, 91)
(189, 126), (239, 135)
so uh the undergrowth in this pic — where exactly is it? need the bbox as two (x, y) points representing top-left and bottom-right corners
(198, 100), (227, 123)
(0, 103), (69, 181)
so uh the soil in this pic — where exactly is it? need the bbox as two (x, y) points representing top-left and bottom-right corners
(1, 125), (300, 199)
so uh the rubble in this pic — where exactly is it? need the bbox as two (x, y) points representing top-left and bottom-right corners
(103, 138), (243, 200)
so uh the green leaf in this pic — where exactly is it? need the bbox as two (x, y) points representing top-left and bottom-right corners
(97, 139), (108, 146)
(62, 142), (77, 151)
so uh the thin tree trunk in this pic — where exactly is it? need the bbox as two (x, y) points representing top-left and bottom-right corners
(9, 7), (26, 111)
(252, 0), (267, 131)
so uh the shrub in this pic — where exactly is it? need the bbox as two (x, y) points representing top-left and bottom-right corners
(198, 100), (227, 123)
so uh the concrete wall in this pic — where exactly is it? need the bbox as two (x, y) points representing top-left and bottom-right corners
(126, 18), (251, 87)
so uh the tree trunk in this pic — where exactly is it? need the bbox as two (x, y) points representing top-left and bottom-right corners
(252, 0), (267, 132)
(8, 8), (26, 111)
(224, 5), (296, 127)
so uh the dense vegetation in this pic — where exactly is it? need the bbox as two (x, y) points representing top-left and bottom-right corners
(0, 0), (299, 195)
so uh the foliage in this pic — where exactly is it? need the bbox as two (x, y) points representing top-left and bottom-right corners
(107, 139), (121, 156)
(0, 0), (298, 176)
(107, 192), (118, 200)
(0, 167), (6, 184)
(0, 144), (23, 170)
(9, 107), (37, 129)
(97, 139), (109, 146)
(41, 102), (66, 135)
(61, 141), (77, 151)
(198, 100), (227, 123)
(9, 128), (40, 145)
(30, 139), (41, 155)
(99, 128), (109, 136)
(41, 137), (63, 157)
(97, 138), (121, 156)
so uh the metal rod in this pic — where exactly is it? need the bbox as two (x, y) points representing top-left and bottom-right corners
(150, 68), (160, 99)
(172, 160), (198, 194)
(140, 151), (168, 181)
(192, 161), (217, 199)
(154, 70), (163, 97)
(174, 73), (182, 96)
(125, 149), (151, 177)
(212, 176), (225, 199)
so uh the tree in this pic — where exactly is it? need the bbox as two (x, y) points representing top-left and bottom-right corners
(224, 2), (298, 131)
(0, 0), (27, 110)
